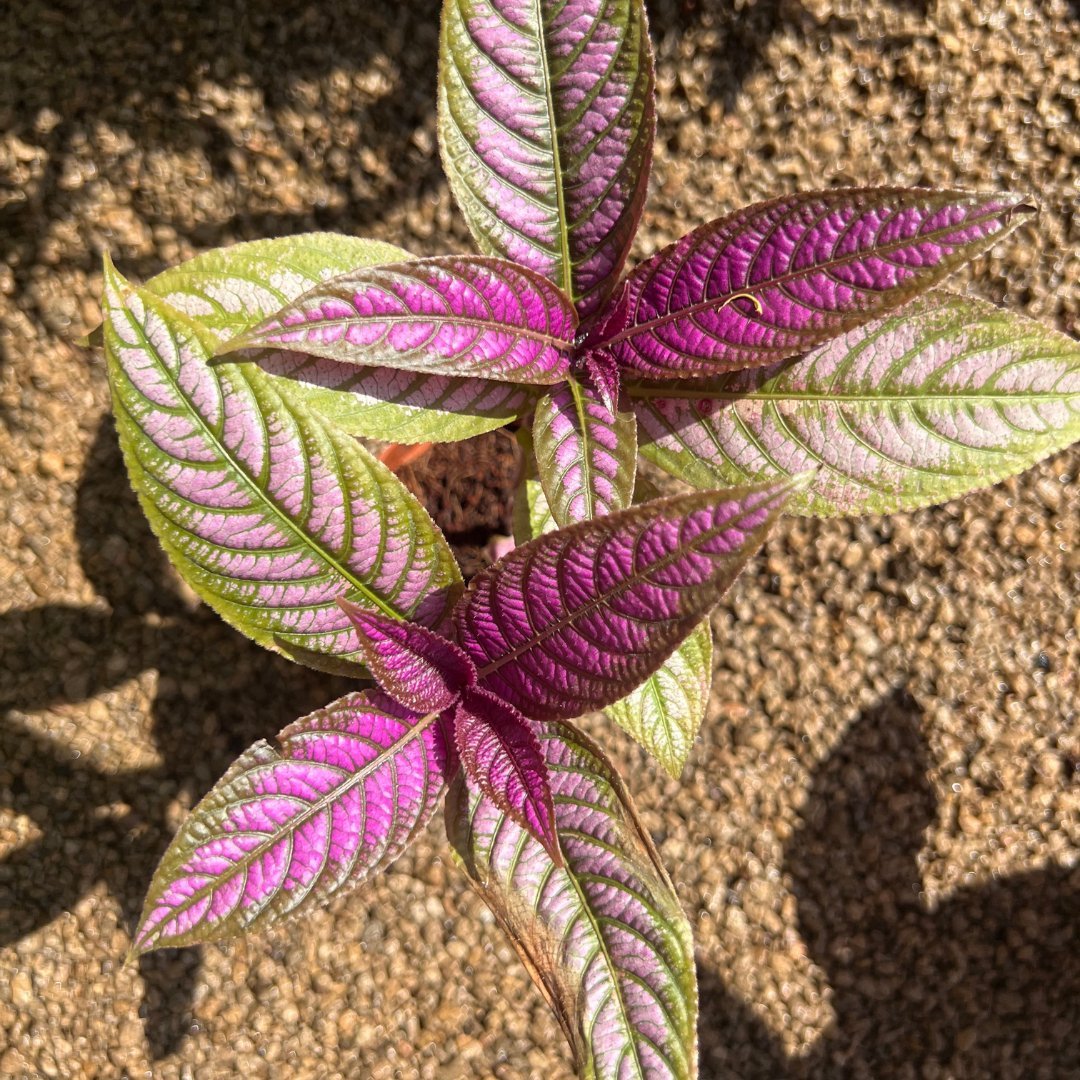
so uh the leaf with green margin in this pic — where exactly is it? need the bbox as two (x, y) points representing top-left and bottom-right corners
(102, 259), (461, 673)
(533, 371), (638, 527)
(632, 291), (1080, 516)
(135, 233), (532, 442)
(602, 619), (712, 779)
(133, 689), (451, 952)
(438, 0), (656, 316)
(447, 720), (698, 1079)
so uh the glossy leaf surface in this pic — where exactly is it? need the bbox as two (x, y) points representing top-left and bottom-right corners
(603, 618), (712, 778)
(144, 233), (531, 441)
(133, 691), (450, 952)
(512, 431), (558, 544)
(589, 188), (1035, 377)
(439, 0), (655, 315)
(454, 687), (559, 859)
(103, 263), (460, 671)
(454, 479), (802, 720)
(339, 601), (476, 713)
(634, 291), (1080, 516)
(447, 721), (698, 1079)
(533, 372), (637, 527)
(218, 255), (577, 385)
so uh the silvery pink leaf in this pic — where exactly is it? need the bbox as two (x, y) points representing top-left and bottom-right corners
(132, 690), (450, 952)
(603, 618), (712, 778)
(137, 234), (536, 443)
(447, 720), (698, 1079)
(634, 291), (1080, 516)
(588, 187), (1035, 378)
(454, 478), (804, 720)
(216, 256), (577, 386)
(101, 260), (460, 673)
(454, 686), (559, 860)
(533, 371), (637, 527)
(438, 0), (655, 316)
(338, 600), (477, 713)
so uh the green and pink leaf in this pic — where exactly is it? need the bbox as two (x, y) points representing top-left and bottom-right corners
(447, 720), (698, 1079)
(634, 291), (1080, 515)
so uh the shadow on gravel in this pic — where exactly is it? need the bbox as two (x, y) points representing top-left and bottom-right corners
(0, 416), (355, 1058)
(698, 689), (1080, 1078)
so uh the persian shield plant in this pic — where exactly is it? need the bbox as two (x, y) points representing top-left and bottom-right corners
(85, 0), (1080, 1075)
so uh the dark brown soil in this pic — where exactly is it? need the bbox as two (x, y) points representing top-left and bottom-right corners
(1, 0), (1077, 1077)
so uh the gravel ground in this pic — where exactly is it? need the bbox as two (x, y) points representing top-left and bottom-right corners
(1, 0), (1078, 1077)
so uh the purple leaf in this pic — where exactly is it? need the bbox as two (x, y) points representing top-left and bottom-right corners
(454, 478), (804, 720)
(438, 0), (656, 315)
(454, 686), (559, 860)
(634, 290), (1080, 515)
(582, 348), (623, 417)
(132, 690), (450, 953)
(533, 371), (638, 527)
(338, 600), (477, 713)
(588, 187), (1036, 378)
(101, 260), (461, 673)
(216, 255), (578, 385)
(447, 720), (698, 1079)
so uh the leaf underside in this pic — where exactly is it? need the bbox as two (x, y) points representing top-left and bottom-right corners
(533, 371), (638, 527)
(447, 720), (698, 1079)
(103, 262), (461, 671)
(134, 691), (450, 952)
(603, 617), (713, 778)
(589, 187), (1035, 377)
(439, 0), (656, 316)
(454, 479), (803, 720)
(142, 233), (534, 442)
(634, 290), (1080, 516)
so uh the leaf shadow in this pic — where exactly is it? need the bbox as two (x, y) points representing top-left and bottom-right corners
(698, 689), (1080, 1077)
(1, 415), (356, 1059)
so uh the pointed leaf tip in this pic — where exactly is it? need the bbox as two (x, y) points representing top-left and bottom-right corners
(337, 599), (476, 713)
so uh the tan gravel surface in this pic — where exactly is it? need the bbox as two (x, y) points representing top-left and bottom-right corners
(1, 0), (1077, 1077)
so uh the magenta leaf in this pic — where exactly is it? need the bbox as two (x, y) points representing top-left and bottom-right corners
(454, 478), (805, 720)
(634, 290), (1080, 516)
(438, 0), (656, 316)
(447, 720), (698, 1079)
(132, 690), (451, 953)
(454, 686), (559, 861)
(216, 255), (578, 386)
(582, 349), (623, 417)
(533, 371), (638, 527)
(339, 599), (477, 713)
(101, 259), (461, 673)
(588, 187), (1035, 378)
